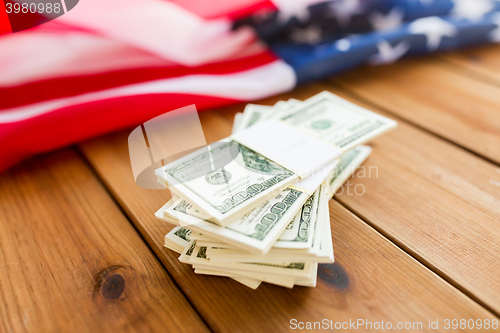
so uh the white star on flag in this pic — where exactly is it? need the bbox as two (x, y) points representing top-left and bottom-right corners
(335, 38), (352, 51)
(369, 40), (410, 65)
(451, 0), (494, 22)
(488, 13), (500, 42)
(369, 7), (405, 31)
(409, 16), (458, 50)
(271, 0), (323, 24)
(276, 2), (311, 24)
(328, 0), (364, 27)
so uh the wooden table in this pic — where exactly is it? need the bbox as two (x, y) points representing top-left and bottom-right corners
(1, 45), (500, 332)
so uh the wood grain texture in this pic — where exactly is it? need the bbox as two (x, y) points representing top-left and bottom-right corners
(79, 97), (496, 332)
(320, 85), (500, 316)
(439, 45), (500, 85)
(0, 150), (209, 333)
(330, 55), (500, 165)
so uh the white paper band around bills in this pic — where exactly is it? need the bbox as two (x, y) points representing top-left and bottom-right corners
(231, 119), (343, 179)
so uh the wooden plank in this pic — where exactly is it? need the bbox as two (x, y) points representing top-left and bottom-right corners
(438, 45), (500, 84)
(79, 103), (496, 332)
(330, 56), (500, 165)
(0, 150), (209, 333)
(318, 84), (500, 316)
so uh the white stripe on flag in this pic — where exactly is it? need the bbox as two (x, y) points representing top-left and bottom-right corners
(0, 60), (297, 124)
(59, 0), (257, 66)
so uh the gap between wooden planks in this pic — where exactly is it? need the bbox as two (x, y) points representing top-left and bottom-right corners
(221, 81), (500, 316)
(329, 46), (500, 166)
(79, 85), (497, 332)
(0, 150), (209, 333)
(329, 82), (500, 310)
(327, 85), (500, 314)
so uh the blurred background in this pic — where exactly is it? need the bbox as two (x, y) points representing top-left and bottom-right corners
(1, 0), (499, 172)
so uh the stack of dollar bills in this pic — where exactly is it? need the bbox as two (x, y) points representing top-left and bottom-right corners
(154, 91), (397, 289)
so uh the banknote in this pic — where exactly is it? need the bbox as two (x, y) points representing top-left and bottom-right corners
(274, 188), (320, 249)
(203, 185), (333, 263)
(230, 92), (394, 178)
(294, 263), (318, 287)
(274, 91), (397, 151)
(176, 241), (264, 289)
(228, 276), (262, 289)
(318, 186), (334, 262)
(310, 184), (328, 255)
(164, 226), (191, 253)
(193, 268), (295, 288)
(232, 112), (244, 133)
(155, 91), (395, 289)
(178, 239), (197, 264)
(239, 104), (272, 130)
(236, 99), (301, 132)
(156, 188), (309, 254)
(326, 145), (372, 198)
(233, 99), (338, 195)
(189, 245), (314, 279)
(156, 139), (300, 226)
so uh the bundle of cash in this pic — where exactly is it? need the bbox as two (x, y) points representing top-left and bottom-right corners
(154, 91), (396, 289)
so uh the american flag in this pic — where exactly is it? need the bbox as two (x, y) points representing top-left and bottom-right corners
(1, 0), (499, 171)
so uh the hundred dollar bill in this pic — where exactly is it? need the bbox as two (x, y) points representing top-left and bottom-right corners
(236, 99), (340, 195)
(156, 139), (299, 226)
(195, 260), (315, 288)
(164, 226), (191, 253)
(204, 186), (333, 263)
(229, 276), (262, 289)
(232, 112), (244, 133)
(310, 184), (328, 255)
(274, 91), (397, 151)
(294, 263), (318, 287)
(178, 239), (197, 264)
(274, 188), (320, 249)
(318, 185), (334, 262)
(238, 104), (272, 131)
(205, 242), (332, 263)
(189, 245), (314, 279)
(193, 268), (295, 288)
(326, 145), (372, 198)
(235, 99), (301, 134)
(177, 240), (264, 289)
(155, 188), (309, 254)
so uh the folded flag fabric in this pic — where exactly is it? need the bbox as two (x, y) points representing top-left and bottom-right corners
(1, 0), (499, 171)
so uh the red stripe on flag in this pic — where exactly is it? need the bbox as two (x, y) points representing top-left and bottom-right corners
(0, 51), (278, 110)
(169, 0), (275, 20)
(0, 0), (13, 34)
(226, 0), (276, 20)
(0, 93), (239, 172)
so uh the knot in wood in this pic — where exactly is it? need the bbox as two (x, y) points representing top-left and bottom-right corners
(101, 274), (125, 299)
(318, 263), (349, 289)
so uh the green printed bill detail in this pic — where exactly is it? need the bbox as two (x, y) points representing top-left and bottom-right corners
(164, 226), (191, 254)
(237, 100), (301, 133)
(155, 188), (310, 255)
(204, 185), (333, 264)
(243, 105), (269, 128)
(156, 139), (299, 226)
(276, 91), (397, 151)
(178, 240), (197, 263)
(274, 187), (320, 249)
(189, 246), (314, 279)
